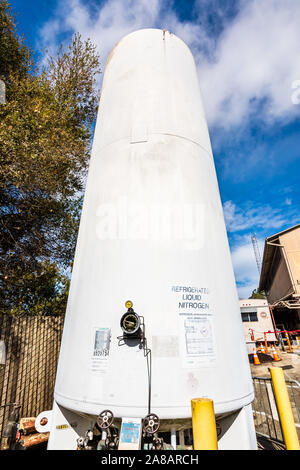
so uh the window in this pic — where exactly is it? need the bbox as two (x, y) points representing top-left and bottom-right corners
(249, 312), (258, 322)
(241, 312), (258, 322)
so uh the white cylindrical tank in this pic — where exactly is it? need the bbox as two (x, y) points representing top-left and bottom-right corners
(54, 28), (254, 421)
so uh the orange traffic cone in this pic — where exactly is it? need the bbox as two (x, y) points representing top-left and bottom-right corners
(253, 346), (261, 365)
(271, 344), (281, 361)
(260, 342), (265, 354)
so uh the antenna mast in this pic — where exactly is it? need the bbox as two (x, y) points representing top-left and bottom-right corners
(251, 233), (262, 274)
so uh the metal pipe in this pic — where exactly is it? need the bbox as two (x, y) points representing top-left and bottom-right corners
(191, 398), (218, 450)
(270, 368), (300, 450)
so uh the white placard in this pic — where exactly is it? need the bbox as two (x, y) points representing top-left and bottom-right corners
(171, 285), (216, 367)
(90, 327), (111, 375)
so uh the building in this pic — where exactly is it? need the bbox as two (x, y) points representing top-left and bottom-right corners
(240, 299), (276, 346)
(259, 224), (300, 331)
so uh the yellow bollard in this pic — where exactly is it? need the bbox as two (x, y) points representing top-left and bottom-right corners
(191, 398), (218, 450)
(270, 367), (300, 450)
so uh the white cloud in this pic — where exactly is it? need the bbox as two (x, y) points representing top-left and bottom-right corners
(38, 0), (207, 73)
(199, 0), (300, 127)
(223, 200), (290, 232)
(38, 0), (300, 129)
(64, 0), (161, 58)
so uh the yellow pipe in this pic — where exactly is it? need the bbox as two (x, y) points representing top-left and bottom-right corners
(270, 367), (300, 450)
(191, 398), (218, 450)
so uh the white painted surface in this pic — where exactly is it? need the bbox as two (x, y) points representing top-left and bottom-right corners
(240, 299), (276, 342)
(35, 410), (52, 434)
(53, 29), (254, 422)
(47, 402), (93, 450)
(218, 404), (257, 450)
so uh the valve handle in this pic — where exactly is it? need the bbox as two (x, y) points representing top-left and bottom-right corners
(97, 409), (114, 429)
(143, 413), (160, 434)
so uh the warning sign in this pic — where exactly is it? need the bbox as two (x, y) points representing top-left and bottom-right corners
(171, 285), (216, 367)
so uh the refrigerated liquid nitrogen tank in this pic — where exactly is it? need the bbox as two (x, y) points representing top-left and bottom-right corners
(45, 28), (257, 450)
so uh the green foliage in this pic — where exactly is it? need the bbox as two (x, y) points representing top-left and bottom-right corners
(2, 261), (70, 316)
(249, 289), (266, 299)
(0, 0), (32, 80)
(0, 0), (101, 316)
(46, 33), (100, 128)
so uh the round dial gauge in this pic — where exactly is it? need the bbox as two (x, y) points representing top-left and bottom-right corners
(120, 312), (140, 335)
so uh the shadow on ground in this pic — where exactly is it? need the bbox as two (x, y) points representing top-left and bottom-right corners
(256, 435), (286, 450)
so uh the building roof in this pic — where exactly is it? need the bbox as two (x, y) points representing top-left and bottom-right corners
(258, 224), (300, 292)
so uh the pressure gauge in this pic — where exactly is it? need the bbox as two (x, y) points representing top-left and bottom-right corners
(120, 311), (141, 335)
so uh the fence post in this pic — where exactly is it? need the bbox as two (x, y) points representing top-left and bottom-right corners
(284, 331), (293, 353)
(264, 332), (268, 354)
(270, 367), (300, 450)
(191, 398), (218, 450)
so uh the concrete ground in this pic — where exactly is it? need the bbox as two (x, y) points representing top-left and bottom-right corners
(249, 345), (300, 450)
(249, 345), (300, 382)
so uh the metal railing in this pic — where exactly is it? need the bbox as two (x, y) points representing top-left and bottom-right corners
(252, 375), (300, 448)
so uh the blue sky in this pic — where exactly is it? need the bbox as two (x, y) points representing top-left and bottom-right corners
(9, 0), (300, 298)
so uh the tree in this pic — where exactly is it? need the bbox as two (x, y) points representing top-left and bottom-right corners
(2, 261), (71, 316)
(0, 0), (32, 80)
(249, 289), (266, 300)
(0, 0), (101, 315)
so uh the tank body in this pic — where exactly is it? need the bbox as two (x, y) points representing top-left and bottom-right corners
(54, 29), (254, 420)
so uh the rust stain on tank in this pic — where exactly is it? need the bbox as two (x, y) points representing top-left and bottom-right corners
(162, 29), (172, 40)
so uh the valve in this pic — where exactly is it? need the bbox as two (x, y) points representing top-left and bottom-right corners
(76, 430), (94, 450)
(105, 431), (119, 450)
(143, 413), (160, 435)
(97, 409), (114, 429)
